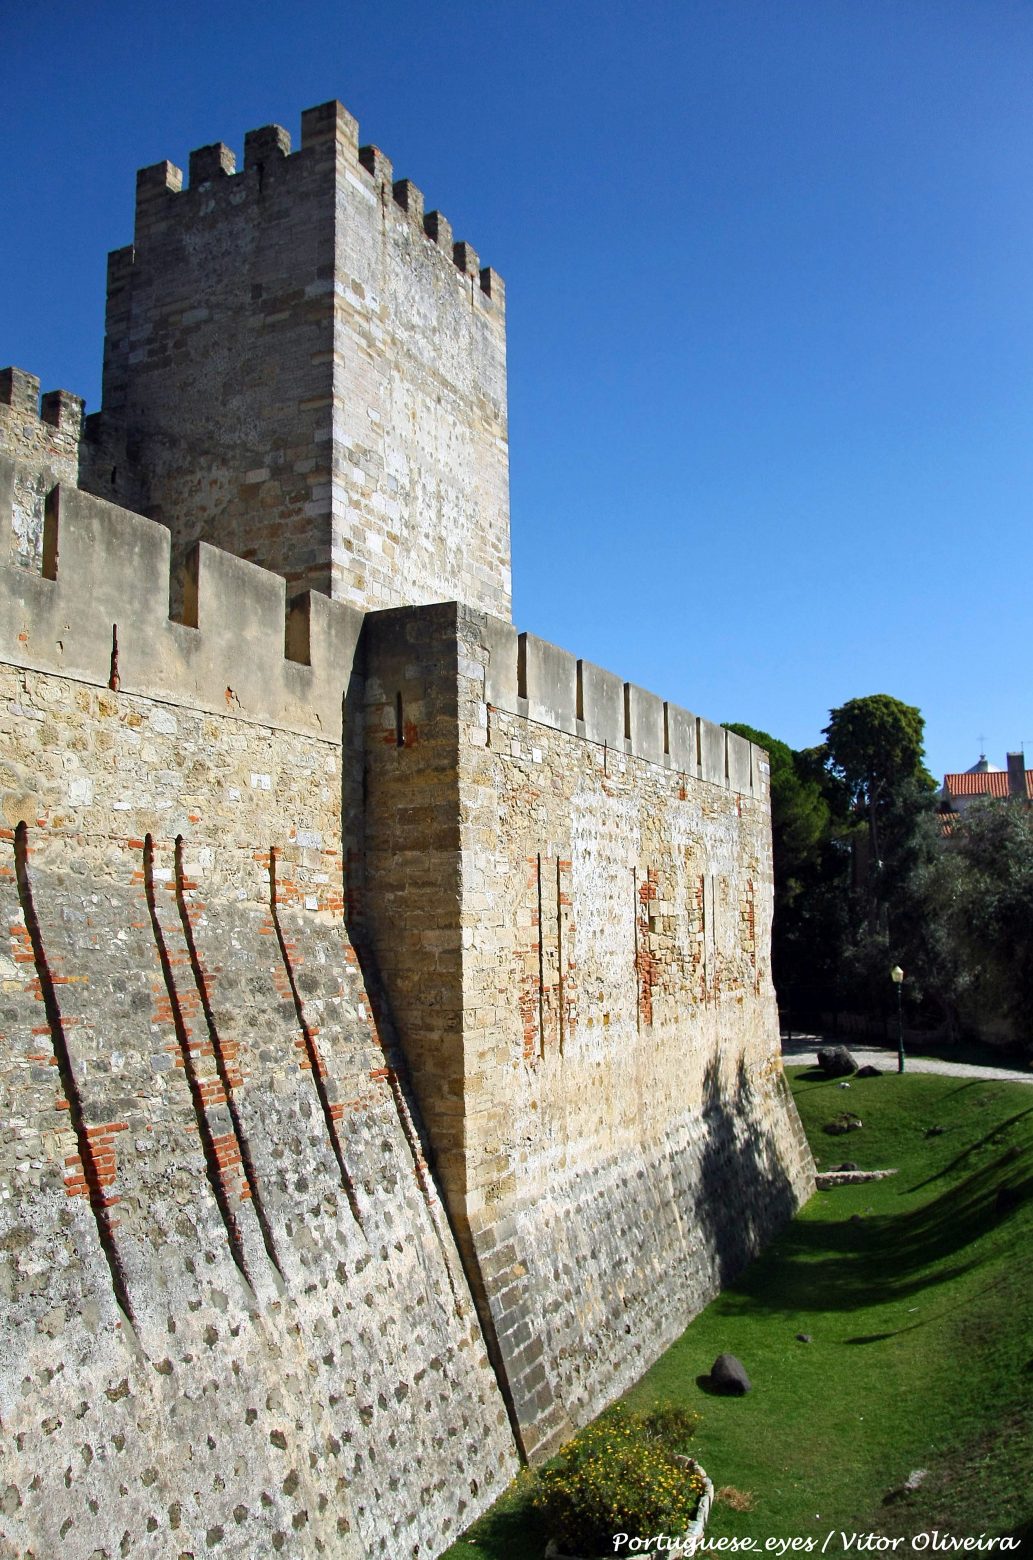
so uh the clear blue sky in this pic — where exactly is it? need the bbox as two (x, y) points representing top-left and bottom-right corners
(4, 0), (1032, 783)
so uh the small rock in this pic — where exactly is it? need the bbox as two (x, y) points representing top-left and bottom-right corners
(856, 1065), (882, 1078)
(925, 1125), (945, 1137)
(883, 1468), (929, 1507)
(835, 1161), (859, 1172)
(709, 1353), (751, 1395)
(849, 1212), (864, 1223)
(795, 1333), (812, 1343)
(838, 1081), (851, 1089)
(817, 1045), (857, 1078)
(824, 1114), (863, 1135)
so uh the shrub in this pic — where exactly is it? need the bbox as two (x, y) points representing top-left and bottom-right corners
(530, 1404), (704, 1555)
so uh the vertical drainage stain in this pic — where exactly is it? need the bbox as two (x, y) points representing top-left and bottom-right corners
(268, 849), (364, 1229)
(633, 866), (641, 1035)
(555, 856), (565, 1057)
(173, 837), (284, 1279)
(142, 835), (253, 1285)
(13, 822), (136, 1328)
(108, 623), (120, 691)
(536, 852), (545, 1058)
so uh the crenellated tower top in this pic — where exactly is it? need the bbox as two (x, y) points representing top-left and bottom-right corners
(93, 100), (512, 619)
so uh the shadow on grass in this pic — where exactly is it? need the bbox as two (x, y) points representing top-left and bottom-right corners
(694, 1372), (751, 1395)
(906, 1104), (1033, 1192)
(1005, 1517), (1033, 1556)
(843, 1319), (932, 1344)
(725, 1132), (1033, 1317)
(460, 1500), (548, 1560)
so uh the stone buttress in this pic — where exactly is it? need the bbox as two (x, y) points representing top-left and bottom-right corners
(358, 603), (814, 1463)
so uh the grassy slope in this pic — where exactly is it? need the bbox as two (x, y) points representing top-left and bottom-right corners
(443, 1070), (1033, 1559)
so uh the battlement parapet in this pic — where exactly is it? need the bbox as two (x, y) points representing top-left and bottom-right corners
(93, 96), (511, 617)
(0, 366), (41, 418)
(0, 400), (739, 782)
(1, 367), (85, 443)
(483, 619), (764, 796)
(1, 369), (90, 570)
(0, 454), (361, 741)
(131, 101), (502, 306)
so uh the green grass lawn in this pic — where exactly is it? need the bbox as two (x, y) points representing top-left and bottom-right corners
(442, 1068), (1033, 1559)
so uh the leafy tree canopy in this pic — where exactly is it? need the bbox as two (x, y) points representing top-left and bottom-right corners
(822, 694), (935, 813)
(724, 723), (830, 869)
(949, 801), (1033, 1036)
(727, 698), (1030, 1050)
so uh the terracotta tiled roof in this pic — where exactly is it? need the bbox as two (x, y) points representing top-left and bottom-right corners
(943, 770), (1033, 799)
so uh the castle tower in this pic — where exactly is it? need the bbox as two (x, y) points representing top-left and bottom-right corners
(90, 101), (511, 617)
(0, 94), (816, 1551)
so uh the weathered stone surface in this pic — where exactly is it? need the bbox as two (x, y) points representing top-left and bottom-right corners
(816, 1044), (858, 1077)
(361, 605), (813, 1462)
(0, 654), (516, 1559)
(815, 1169), (898, 1187)
(83, 102), (511, 620)
(709, 1353), (752, 1394)
(0, 370), (82, 570)
(0, 92), (816, 1559)
(824, 1112), (863, 1135)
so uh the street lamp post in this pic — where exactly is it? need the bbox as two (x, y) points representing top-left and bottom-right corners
(891, 965), (905, 1074)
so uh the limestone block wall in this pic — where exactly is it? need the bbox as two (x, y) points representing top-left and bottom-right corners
(0, 392), (813, 1548)
(360, 605), (814, 1462)
(0, 369), (84, 571)
(3, 76), (817, 1547)
(91, 100), (511, 619)
(0, 470), (518, 1560)
(342, 121), (510, 619)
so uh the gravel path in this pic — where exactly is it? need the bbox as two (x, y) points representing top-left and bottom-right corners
(781, 1034), (1033, 1085)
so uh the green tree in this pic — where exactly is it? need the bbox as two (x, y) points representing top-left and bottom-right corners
(822, 694), (935, 870)
(724, 724), (829, 886)
(822, 694), (930, 797)
(724, 723), (839, 1012)
(948, 801), (1033, 1049)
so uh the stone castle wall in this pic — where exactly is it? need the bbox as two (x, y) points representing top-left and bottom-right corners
(359, 604), (814, 1464)
(0, 454), (518, 1560)
(466, 625), (813, 1458)
(1, 369), (84, 571)
(89, 102), (511, 618)
(0, 422), (812, 1558)
(0, 93), (814, 1560)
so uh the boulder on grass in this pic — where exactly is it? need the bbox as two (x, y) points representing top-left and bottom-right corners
(824, 1113), (863, 1135)
(856, 1065), (882, 1078)
(709, 1353), (751, 1395)
(817, 1045), (857, 1078)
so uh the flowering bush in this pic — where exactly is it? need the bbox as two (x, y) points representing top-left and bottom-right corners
(530, 1404), (704, 1555)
